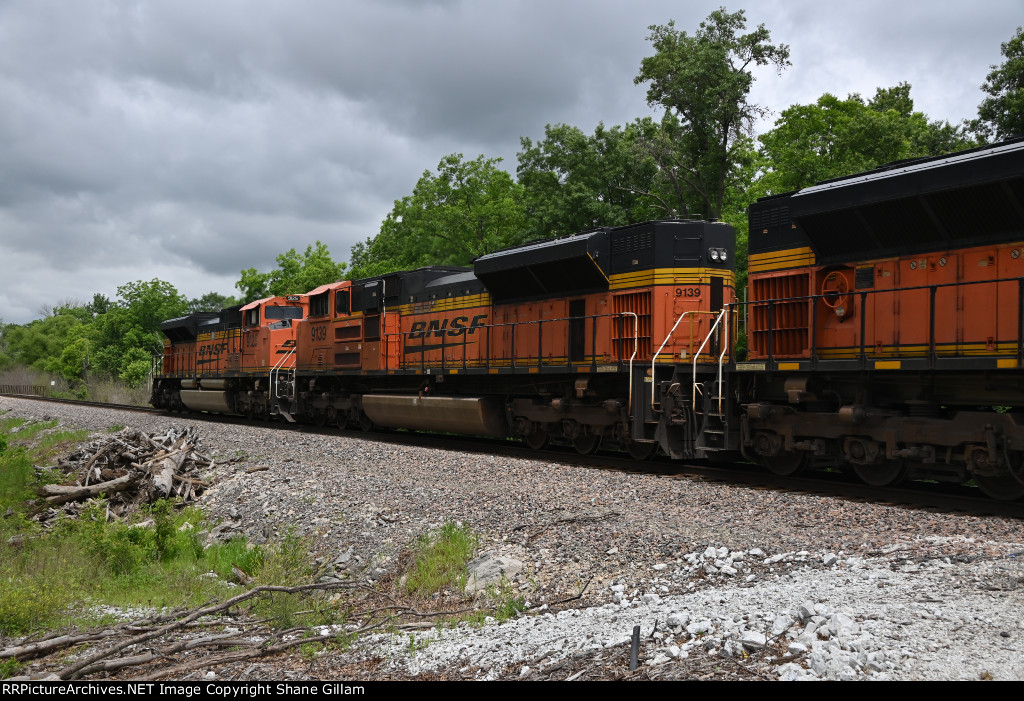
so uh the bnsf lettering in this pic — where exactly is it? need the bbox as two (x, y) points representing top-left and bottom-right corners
(409, 314), (487, 339)
(199, 342), (228, 356)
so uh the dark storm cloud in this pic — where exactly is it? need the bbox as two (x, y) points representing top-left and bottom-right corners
(0, 0), (1020, 325)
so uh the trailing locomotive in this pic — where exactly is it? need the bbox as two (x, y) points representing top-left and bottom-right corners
(151, 137), (1024, 500)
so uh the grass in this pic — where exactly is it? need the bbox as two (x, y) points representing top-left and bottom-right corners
(0, 417), (342, 656)
(401, 522), (530, 626)
(0, 366), (152, 407)
(403, 521), (478, 596)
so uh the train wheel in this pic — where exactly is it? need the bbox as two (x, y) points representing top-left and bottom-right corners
(573, 433), (601, 455)
(626, 440), (658, 461)
(974, 472), (1024, 501)
(760, 452), (806, 476)
(358, 414), (374, 432)
(336, 413), (350, 430)
(853, 460), (907, 487)
(523, 429), (548, 450)
(315, 411), (328, 428)
(246, 404), (256, 421)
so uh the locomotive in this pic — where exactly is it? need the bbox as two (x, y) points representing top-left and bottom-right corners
(151, 137), (1024, 500)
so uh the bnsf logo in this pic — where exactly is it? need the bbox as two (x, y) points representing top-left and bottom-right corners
(198, 342), (228, 356)
(409, 315), (487, 339)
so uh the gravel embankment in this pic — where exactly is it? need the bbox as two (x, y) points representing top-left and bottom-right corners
(2, 396), (1023, 681)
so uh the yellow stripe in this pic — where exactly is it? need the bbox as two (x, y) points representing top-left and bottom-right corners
(997, 358), (1018, 368)
(777, 362), (801, 370)
(609, 267), (737, 290)
(398, 294), (491, 315)
(874, 361), (902, 370)
(749, 247), (816, 273)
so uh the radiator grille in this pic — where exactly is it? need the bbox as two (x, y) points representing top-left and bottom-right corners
(613, 291), (652, 360)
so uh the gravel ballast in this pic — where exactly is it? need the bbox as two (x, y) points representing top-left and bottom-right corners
(3, 396), (1023, 681)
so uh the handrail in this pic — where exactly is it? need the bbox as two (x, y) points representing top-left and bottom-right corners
(270, 346), (296, 400)
(715, 306), (732, 415)
(650, 310), (719, 412)
(620, 312), (638, 413)
(741, 272), (1024, 364)
(383, 311), (638, 371)
(692, 307), (729, 413)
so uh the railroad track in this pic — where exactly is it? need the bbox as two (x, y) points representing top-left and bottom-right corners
(4, 392), (1024, 520)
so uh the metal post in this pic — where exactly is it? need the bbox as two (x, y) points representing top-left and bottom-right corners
(859, 291), (868, 367)
(929, 285), (937, 367)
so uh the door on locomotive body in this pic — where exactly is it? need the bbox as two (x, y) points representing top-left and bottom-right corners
(960, 247), (1000, 356)
(996, 244), (1024, 357)
(888, 253), (958, 357)
(862, 261), (898, 358)
(225, 329), (241, 373)
(660, 280), (714, 362)
(537, 298), (568, 366)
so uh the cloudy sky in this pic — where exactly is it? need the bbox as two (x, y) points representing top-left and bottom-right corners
(0, 0), (1019, 324)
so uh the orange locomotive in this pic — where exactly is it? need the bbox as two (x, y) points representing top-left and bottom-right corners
(285, 220), (736, 458)
(740, 137), (1024, 499)
(154, 294), (307, 417)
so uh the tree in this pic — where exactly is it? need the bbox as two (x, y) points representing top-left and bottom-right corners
(634, 8), (790, 218)
(974, 26), (1024, 141)
(348, 154), (527, 279)
(90, 279), (188, 380)
(236, 242), (346, 303)
(756, 85), (976, 196)
(188, 291), (238, 313)
(516, 122), (662, 240)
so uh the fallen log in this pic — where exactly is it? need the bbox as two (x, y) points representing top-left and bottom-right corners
(38, 474), (137, 507)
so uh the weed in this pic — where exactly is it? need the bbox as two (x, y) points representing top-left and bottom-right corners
(404, 522), (478, 596)
(0, 657), (23, 680)
(107, 425), (126, 433)
(250, 529), (333, 628)
(406, 633), (431, 653)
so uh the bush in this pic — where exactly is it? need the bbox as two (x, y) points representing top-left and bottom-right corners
(404, 521), (478, 596)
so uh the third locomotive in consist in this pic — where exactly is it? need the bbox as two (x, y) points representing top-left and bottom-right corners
(151, 138), (1024, 500)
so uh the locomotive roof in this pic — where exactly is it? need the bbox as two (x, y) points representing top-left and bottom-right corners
(473, 220), (734, 302)
(749, 138), (1024, 264)
(160, 312), (220, 343)
(473, 228), (610, 301)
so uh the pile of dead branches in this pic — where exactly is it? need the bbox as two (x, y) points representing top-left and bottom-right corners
(33, 426), (218, 525)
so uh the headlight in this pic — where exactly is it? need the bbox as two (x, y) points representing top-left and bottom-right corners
(718, 249), (728, 262)
(709, 248), (720, 262)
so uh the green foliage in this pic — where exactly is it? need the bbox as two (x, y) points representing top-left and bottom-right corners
(237, 241), (346, 303)
(0, 657), (23, 680)
(188, 291), (238, 313)
(635, 8), (790, 218)
(90, 279), (188, 380)
(0, 577), (72, 636)
(349, 154), (527, 279)
(404, 521), (478, 596)
(250, 530), (328, 628)
(974, 26), (1024, 141)
(517, 121), (662, 239)
(756, 84), (977, 196)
